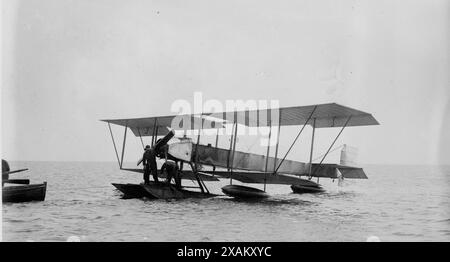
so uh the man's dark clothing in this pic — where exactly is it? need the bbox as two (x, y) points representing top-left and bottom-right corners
(162, 161), (180, 189)
(142, 149), (158, 183)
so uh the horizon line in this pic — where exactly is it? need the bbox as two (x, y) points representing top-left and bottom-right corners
(3, 159), (449, 167)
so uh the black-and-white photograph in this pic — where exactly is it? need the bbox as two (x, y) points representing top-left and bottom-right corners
(1, 0), (449, 244)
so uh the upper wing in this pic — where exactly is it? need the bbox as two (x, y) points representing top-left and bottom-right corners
(102, 114), (225, 137)
(207, 103), (379, 128)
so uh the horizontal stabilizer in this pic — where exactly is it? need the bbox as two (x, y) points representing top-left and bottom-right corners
(337, 166), (368, 179)
(310, 164), (368, 179)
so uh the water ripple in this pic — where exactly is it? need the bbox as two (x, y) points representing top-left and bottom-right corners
(2, 162), (450, 241)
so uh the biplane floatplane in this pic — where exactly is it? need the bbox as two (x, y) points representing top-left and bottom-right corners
(102, 103), (379, 200)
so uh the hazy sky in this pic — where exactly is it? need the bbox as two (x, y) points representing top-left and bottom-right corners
(2, 0), (449, 165)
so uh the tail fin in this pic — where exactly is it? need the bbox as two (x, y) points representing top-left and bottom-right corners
(311, 164), (368, 179)
(340, 144), (359, 167)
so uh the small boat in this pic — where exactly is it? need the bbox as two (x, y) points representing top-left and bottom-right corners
(291, 184), (325, 194)
(112, 182), (216, 199)
(2, 182), (47, 203)
(222, 185), (269, 199)
(2, 159), (47, 203)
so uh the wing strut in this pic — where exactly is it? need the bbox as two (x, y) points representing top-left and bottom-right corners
(263, 120), (272, 192)
(226, 122), (234, 172)
(137, 128), (145, 149)
(151, 118), (157, 146)
(229, 117), (238, 185)
(120, 123), (128, 169)
(153, 125), (159, 146)
(215, 127), (220, 147)
(108, 123), (121, 168)
(272, 110), (282, 173)
(275, 105), (317, 173)
(308, 118), (316, 176)
(192, 114), (210, 194)
(194, 114), (203, 172)
(310, 116), (352, 181)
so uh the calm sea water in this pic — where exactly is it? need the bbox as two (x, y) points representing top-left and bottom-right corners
(2, 161), (449, 241)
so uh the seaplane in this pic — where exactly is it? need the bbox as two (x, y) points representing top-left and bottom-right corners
(102, 103), (379, 200)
